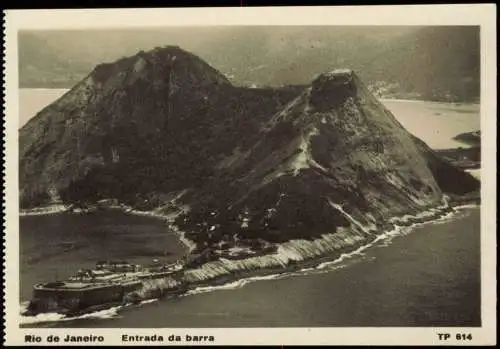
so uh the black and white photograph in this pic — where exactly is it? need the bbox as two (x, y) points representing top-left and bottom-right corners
(3, 5), (497, 346)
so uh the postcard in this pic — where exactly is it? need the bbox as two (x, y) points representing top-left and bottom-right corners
(3, 5), (497, 346)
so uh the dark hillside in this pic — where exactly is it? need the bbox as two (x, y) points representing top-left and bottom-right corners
(20, 46), (479, 255)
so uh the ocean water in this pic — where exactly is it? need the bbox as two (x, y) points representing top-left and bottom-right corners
(381, 99), (480, 149)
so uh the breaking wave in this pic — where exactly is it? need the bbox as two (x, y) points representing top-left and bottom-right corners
(20, 204), (70, 217)
(19, 299), (159, 326)
(19, 304), (121, 325)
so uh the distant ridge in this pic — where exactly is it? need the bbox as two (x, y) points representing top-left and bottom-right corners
(19, 26), (480, 102)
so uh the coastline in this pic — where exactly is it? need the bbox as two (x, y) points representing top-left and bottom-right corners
(379, 98), (480, 106)
(19, 204), (70, 217)
(174, 198), (474, 287)
(134, 196), (480, 306)
(20, 198), (480, 325)
(465, 169), (481, 180)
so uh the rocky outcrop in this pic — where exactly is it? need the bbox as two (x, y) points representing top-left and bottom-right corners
(173, 69), (479, 253)
(19, 46), (479, 258)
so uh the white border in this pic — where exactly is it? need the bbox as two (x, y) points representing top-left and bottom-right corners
(3, 5), (497, 346)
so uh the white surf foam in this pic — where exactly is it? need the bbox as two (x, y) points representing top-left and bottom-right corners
(183, 250), (366, 297)
(20, 204), (70, 216)
(20, 313), (67, 325)
(72, 306), (122, 320)
(19, 297), (163, 325)
(182, 227), (403, 297)
(185, 273), (289, 296)
(140, 298), (159, 305)
(19, 303), (122, 325)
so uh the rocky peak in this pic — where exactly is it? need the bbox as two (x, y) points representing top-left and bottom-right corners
(88, 45), (231, 90)
(314, 68), (355, 83)
(310, 69), (358, 111)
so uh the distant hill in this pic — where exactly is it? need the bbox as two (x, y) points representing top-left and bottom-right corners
(18, 26), (480, 102)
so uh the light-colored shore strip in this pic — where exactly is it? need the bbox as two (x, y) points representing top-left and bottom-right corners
(19, 204), (70, 216)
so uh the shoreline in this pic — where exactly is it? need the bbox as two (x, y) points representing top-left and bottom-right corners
(175, 198), (475, 286)
(20, 200), (480, 325)
(379, 98), (479, 106)
(19, 204), (70, 217)
(124, 197), (479, 305)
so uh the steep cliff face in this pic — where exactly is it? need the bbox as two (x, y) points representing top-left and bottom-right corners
(20, 46), (479, 255)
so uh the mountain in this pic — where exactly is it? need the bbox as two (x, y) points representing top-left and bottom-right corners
(18, 32), (85, 88)
(19, 46), (479, 261)
(366, 26), (480, 102)
(19, 26), (480, 101)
